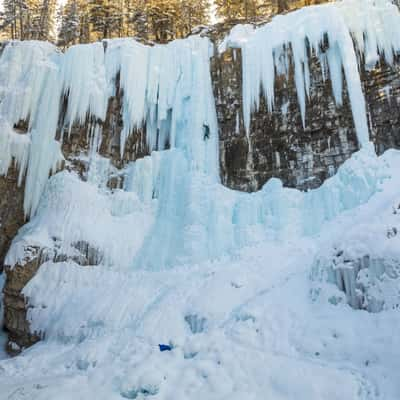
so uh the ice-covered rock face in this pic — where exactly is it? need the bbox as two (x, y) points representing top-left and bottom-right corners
(0, 36), (218, 219)
(215, 0), (400, 191)
(0, 1), (400, 219)
(2, 0), (400, 353)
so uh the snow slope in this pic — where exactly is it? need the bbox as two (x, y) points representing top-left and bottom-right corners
(1, 0), (400, 399)
(1, 150), (400, 399)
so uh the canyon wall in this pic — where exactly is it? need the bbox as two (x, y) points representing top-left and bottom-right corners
(2, 10), (400, 352)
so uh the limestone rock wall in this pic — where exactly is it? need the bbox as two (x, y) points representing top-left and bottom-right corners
(213, 49), (400, 192)
(0, 169), (24, 274)
(2, 247), (42, 354)
(363, 59), (400, 153)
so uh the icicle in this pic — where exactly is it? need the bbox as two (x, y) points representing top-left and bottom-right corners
(61, 43), (108, 132)
(105, 40), (149, 156)
(326, 42), (343, 107)
(0, 119), (30, 182)
(223, 0), (400, 146)
(23, 61), (64, 218)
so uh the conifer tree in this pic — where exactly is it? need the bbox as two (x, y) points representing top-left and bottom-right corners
(88, 0), (123, 40)
(29, 0), (57, 40)
(177, 0), (210, 37)
(126, 0), (149, 39)
(58, 0), (80, 46)
(1, 0), (31, 39)
(146, 0), (177, 42)
(77, 0), (91, 43)
(214, 0), (264, 22)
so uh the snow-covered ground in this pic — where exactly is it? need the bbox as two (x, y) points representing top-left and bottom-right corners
(0, 148), (400, 400)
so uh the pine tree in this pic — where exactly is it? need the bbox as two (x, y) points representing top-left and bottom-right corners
(214, 0), (333, 23)
(0, 0), (54, 40)
(1, 0), (29, 39)
(58, 0), (80, 46)
(141, 0), (210, 42)
(1, 0), (19, 39)
(215, 0), (264, 22)
(29, 0), (57, 40)
(77, 0), (91, 43)
(126, 0), (149, 40)
(177, 0), (210, 37)
(88, 0), (123, 40)
(146, 0), (178, 42)
(276, 0), (289, 13)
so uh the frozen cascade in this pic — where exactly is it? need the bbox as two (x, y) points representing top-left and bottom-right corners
(0, 0), (399, 218)
(0, 42), (63, 216)
(1, 34), (221, 269)
(104, 36), (219, 173)
(221, 0), (400, 146)
(1, 0), (400, 268)
(3, 3), (400, 398)
(0, 35), (218, 218)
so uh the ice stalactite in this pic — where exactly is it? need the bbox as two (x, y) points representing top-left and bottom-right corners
(105, 40), (149, 155)
(0, 121), (30, 184)
(0, 34), (220, 269)
(105, 36), (219, 177)
(0, 35), (218, 218)
(222, 0), (400, 147)
(60, 43), (108, 133)
(23, 65), (64, 218)
(0, 41), (65, 217)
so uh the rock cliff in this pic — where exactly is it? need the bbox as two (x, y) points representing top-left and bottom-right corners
(2, 5), (400, 353)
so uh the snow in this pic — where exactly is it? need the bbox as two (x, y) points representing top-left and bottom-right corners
(1, 1), (400, 399)
(5, 170), (155, 270)
(2, 144), (400, 398)
(222, 0), (400, 145)
(2, 182), (400, 398)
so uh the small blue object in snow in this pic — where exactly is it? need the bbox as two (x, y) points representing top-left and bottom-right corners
(159, 344), (172, 352)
